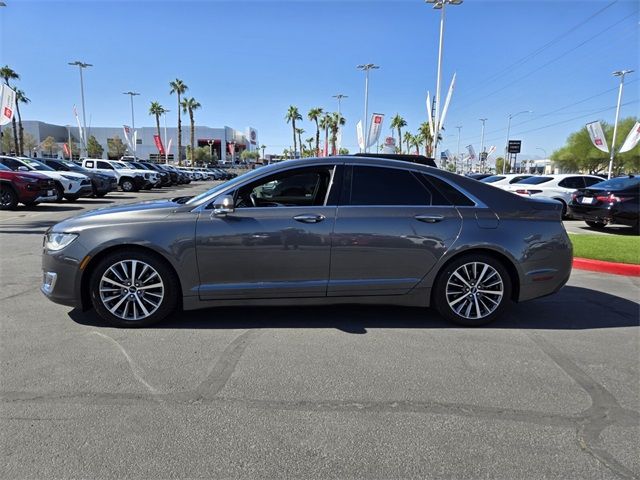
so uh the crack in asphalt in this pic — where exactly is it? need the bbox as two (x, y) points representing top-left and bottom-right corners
(527, 332), (639, 480)
(1, 327), (638, 479)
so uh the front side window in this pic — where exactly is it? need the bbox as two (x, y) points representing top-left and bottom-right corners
(97, 161), (113, 169)
(347, 166), (444, 206)
(235, 166), (334, 208)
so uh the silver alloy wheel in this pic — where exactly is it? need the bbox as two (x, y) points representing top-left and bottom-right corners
(445, 262), (504, 320)
(99, 259), (164, 321)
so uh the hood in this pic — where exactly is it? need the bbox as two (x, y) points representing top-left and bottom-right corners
(38, 170), (87, 181)
(52, 199), (183, 233)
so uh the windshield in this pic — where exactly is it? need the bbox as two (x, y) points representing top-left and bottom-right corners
(185, 163), (283, 205)
(61, 161), (85, 172)
(0, 163), (10, 171)
(480, 175), (505, 183)
(588, 176), (640, 191)
(516, 176), (553, 185)
(20, 158), (55, 171)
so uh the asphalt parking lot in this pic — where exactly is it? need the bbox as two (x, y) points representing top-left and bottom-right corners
(1, 183), (639, 480)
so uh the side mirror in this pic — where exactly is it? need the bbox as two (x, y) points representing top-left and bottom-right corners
(212, 195), (235, 216)
(17, 166), (29, 172)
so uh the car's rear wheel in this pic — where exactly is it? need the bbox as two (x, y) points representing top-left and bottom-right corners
(585, 220), (606, 230)
(433, 254), (512, 326)
(0, 185), (18, 210)
(64, 194), (79, 202)
(89, 251), (179, 327)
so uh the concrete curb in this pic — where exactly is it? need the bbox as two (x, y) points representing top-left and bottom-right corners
(573, 257), (640, 277)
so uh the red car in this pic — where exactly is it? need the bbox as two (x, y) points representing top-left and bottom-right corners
(0, 162), (57, 210)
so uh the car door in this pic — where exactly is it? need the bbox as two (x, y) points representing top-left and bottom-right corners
(195, 164), (341, 300)
(328, 164), (462, 297)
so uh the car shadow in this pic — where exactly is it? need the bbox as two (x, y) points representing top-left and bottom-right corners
(575, 225), (638, 236)
(0, 219), (58, 234)
(71, 199), (115, 204)
(68, 286), (639, 333)
(21, 205), (83, 212)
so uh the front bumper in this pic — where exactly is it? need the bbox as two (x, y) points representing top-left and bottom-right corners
(40, 241), (86, 308)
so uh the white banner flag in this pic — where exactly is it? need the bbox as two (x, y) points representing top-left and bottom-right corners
(73, 105), (84, 146)
(618, 121), (640, 153)
(166, 138), (172, 162)
(123, 125), (133, 150)
(366, 113), (384, 149)
(356, 120), (365, 151)
(487, 145), (496, 156)
(466, 144), (476, 160)
(586, 121), (609, 153)
(0, 84), (16, 126)
(438, 72), (456, 132)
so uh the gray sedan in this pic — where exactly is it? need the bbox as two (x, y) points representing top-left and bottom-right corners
(41, 156), (572, 327)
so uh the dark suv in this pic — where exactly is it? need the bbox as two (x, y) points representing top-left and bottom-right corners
(39, 158), (117, 197)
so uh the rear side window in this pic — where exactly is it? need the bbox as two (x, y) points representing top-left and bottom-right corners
(349, 166), (436, 206)
(558, 177), (586, 189)
(84, 160), (94, 168)
(509, 175), (532, 184)
(517, 176), (553, 185)
(422, 175), (474, 206)
(97, 161), (112, 169)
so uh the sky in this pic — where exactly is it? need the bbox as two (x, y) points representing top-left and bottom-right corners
(1, 0), (638, 160)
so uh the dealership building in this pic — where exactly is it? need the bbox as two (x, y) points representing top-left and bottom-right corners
(5, 121), (258, 163)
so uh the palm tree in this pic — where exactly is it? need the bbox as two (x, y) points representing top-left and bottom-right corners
(15, 89), (29, 156)
(418, 122), (434, 157)
(169, 79), (188, 164)
(404, 132), (414, 155)
(285, 105), (302, 157)
(305, 137), (314, 156)
(390, 114), (407, 154)
(296, 128), (304, 158)
(307, 107), (323, 155)
(0, 65), (20, 155)
(319, 114), (331, 156)
(329, 112), (345, 156)
(148, 101), (165, 141)
(181, 97), (201, 166)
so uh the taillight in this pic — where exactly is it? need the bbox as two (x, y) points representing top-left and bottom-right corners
(515, 189), (542, 195)
(595, 194), (631, 203)
(571, 193), (578, 201)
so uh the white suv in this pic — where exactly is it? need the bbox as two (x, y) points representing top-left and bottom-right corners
(0, 156), (92, 201)
(82, 159), (149, 192)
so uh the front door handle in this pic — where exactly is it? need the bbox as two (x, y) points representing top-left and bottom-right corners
(414, 214), (444, 223)
(293, 214), (325, 224)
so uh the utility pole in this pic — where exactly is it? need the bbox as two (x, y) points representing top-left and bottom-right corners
(479, 118), (487, 173)
(607, 69), (634, 179)
(455, 125), (462, 172)
(333, 93), (348, 153)
(357, 64), (379, 153)
(503, 110), (531, 174)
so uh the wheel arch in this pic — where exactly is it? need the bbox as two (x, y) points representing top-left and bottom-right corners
(429, 247), (521, 306)
(79, 244), (183, 311)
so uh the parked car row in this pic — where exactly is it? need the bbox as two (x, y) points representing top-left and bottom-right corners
(0, 154), (234, 210)
(472, 172), (639, 231)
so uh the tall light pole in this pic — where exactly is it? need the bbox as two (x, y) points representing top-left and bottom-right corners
(357, 64), (379, 153)
(68, 61), (92, 155)
(425, 0), (462, 156)
(479, 118), (487, 173)
(503, 110), (532, 174)
(607, 69), (634, 179)
(123, 91), (140, 157)
(333, 94), (348, 153)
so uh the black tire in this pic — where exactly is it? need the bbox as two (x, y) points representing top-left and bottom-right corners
(433, 254), (513, 327)
(95, 191), (108, 198)
(64, 195), (79, 202)
(585, 220), (606, 230)
(54, 183), (64, 202)
(120, 178), (135, 192)
(0, 185), (18, 210)
(555, 199), (568, 219)
(89, 250), (179, 327)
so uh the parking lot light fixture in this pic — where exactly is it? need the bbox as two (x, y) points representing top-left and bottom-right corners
(68, 61), (92, 156)
(607, 69), (634, 179)
(425, 0), (462, 156)
(357, 64), (380, 153)
(503, 110), (532, 174)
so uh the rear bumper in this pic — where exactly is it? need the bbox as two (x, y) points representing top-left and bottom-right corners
(568, 204), (638, 227)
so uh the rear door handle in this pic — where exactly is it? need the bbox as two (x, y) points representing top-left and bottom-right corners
(293, 214), (325, 224)
(414, 214), (444, 223)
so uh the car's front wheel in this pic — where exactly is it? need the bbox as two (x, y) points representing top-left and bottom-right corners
(0, 185), (18, 210)
(120, 178), (135, 192)
(433, 254), (512, 326)
(89, 251), (179, 327)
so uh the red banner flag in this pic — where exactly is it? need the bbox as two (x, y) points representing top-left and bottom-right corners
(153, 134), (165, 155)
(63, 143), (71, 157)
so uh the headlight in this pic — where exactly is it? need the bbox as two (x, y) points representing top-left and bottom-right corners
(16, 175), (38, 182)
(45, 232), (78, 251)
(61, 174), (78, 181)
